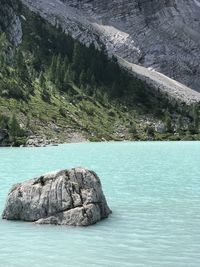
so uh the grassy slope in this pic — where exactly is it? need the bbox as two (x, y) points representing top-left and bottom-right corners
(0, 3), (199, 145)
(0, 80), (148, 142)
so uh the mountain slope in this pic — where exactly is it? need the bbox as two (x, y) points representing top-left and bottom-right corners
(21, 0), (200, 92)
(118, 57), (200, 105)
(0, 0), (199, 146)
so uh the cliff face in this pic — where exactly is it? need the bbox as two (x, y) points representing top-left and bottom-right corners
(21, 0), (200, 91)
(0, 1), (22, 45)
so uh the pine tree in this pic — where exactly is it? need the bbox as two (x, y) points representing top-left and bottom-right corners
(0, 115), (9, 130)
(63, 55), (69, 68)
(8, 114), (23, 140)
(72, 42), (85, 81)
(0, 33), (9, 67)
(39, 71), (46, 88)
(63, 68), (70, 86)
(177, 115), (183, 133)
(165, 111), (173, 133)
(48, 54), (57, 82)
(192, 105), (199, 133)
(79, 70), (88, 85)
(14, 49), (30, 83)
(55, 54), (65, 86)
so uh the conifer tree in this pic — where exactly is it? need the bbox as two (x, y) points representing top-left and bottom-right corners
(0, 33), (8, 66)
(14, 49), (30, 83)
(192, 105), (199, 133)
(72, 42), (85, 81)
(63, 68), (70, 86)
(39, 71), (46, 88)
(165, 111), (173, 133)
(177, 115), (183, 133)
(48, 54), (57, 82)
(8, 114), (22, 140)
(79, 70), (88, 85)
(55, 54), (65, 86)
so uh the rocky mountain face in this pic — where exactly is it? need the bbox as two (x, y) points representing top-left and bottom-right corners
(20, 0), (200, 92)
(0, 1), (22, 45)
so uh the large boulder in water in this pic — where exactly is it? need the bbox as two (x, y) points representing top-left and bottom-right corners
(2, 167), (111, 226)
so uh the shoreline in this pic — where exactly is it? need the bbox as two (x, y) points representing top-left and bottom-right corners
(1, 138), (200, 149)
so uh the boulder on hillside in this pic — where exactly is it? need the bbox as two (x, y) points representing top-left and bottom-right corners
(2, 167), (111, 226)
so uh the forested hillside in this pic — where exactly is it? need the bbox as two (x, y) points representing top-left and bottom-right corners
(0, 1), (199, 146)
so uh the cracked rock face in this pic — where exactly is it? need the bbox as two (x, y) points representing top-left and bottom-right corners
(21, 0), (200, 91)
(2, 167), (111, 226)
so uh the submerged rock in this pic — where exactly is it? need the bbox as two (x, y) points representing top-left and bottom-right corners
(2, 167), (111, 226)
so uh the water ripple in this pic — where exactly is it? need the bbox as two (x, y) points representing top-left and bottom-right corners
(0, 142), (200, 266)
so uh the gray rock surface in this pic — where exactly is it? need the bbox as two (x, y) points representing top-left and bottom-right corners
(118, 57), (200, 104)
(0, 3), (22, 45)
(21, 0), (200, 92)
(2, 167), (111, 226)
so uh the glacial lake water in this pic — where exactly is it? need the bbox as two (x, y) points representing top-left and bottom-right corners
(0, 141), (200, 267)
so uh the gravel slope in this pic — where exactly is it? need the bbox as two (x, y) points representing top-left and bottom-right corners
(118, 57), (200, 105)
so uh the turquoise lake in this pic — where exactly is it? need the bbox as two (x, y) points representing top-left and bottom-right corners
(0, 141), (200, 267)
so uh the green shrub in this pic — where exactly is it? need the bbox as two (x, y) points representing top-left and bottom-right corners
(146, 126), (155, 136)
